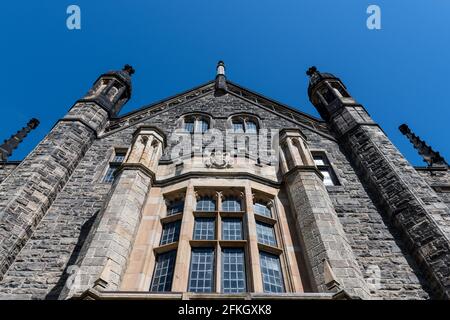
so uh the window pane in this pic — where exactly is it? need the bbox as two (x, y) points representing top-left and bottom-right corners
(193, 218), (215, 240)
(313, 155), (326, 166)
(260, 251), (284, 293)
(222, 218), (243, 240)
(196, 197), (216, 211)
(198, 119), (209, 133)
(233, 122), (244, 133)
(256, 221), (277, 247)
(188, 248), (215, 293)
(246, 121), (257, 133)
(222, 248), (246, 293)
(150, 250), (177, 292)
(253, 202), (271, 218)
(184, 121), (194, 133)
(113, 153), (126, 163)
(321, 169), (334, 186)
(103, 166), (117, 183)
(160, 221), (181, 245)
(167, 200), (184, 216)
(222, 197), (241, 212)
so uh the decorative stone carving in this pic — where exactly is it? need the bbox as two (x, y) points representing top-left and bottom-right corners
(204, 150), (232, 169)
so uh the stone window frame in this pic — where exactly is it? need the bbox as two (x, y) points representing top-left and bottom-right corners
(310, 150), (341, 187)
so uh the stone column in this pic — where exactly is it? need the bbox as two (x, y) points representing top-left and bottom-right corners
(0, 66), (134, 281)
(307, 67), (450, 299)
(244, 184), (264, 292)
(280, 129), (371, 299)
(172, 183), (196, 292)
(63, 127), (165, 297)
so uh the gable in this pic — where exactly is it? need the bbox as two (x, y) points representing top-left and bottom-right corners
(101, 80), (334, 140)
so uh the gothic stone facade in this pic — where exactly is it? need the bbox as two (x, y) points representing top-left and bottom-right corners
(0, 64), (448, 300)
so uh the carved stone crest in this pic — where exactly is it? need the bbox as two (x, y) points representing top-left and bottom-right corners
(205, 151), (232, 169)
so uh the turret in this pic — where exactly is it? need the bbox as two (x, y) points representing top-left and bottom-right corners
(306, 66), (357, 121)
(80, 64), (135, 117)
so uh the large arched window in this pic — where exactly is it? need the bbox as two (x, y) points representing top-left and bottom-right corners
(183, 114), (210, 134)
(230, 115), (260, 134)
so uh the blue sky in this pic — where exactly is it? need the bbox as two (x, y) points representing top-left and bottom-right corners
(1, 0), (449, 165)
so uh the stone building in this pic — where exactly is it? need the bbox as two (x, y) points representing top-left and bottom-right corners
(0, 62), (448, 300)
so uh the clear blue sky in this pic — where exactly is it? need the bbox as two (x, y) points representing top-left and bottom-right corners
(1, 0), (449, 165)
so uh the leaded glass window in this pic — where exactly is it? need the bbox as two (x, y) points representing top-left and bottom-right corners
(256, 221), (277, 247)
(193, 218), (215, 240)
(222, 196), (241, 212)
(160, 221), (181, 246)
(188, 248), (215, 293)
(222, 218), (243, 241)
(253, 202), (271, 218)
(196, 196), (216, 211)
(260, 251), (284, 293)
(222, 248), (246, 293)
(150, 250), (177, 292)
(103, 166), (117, 183)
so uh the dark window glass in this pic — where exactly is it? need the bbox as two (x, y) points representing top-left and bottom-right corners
(150, 250), (177, 292)
(188, 248), (215, 293)
(160, 221), (181, 246)
(167, 200), (184, 216)
(103, 166), (118, 183)
(222, 248), (246, 293)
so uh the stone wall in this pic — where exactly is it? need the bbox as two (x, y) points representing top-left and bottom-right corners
(0, 163), (19, 184)
(416, 168), (450, 207)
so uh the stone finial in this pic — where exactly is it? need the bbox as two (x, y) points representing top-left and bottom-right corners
(215, 60), (227, 94)
(122, 64), (135, 76)
(0, 118), (40, 161)
(216, 60), (225, 76)
(399, 124), (448, 167)
(306, 66), (318, 77)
